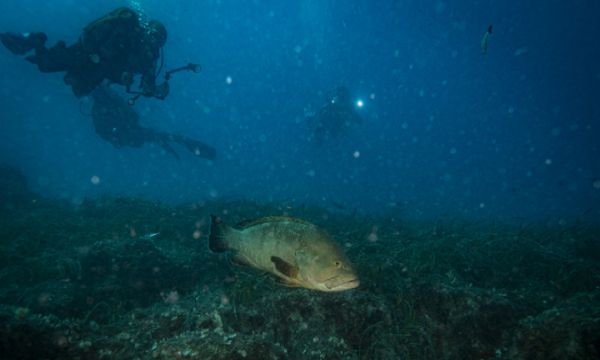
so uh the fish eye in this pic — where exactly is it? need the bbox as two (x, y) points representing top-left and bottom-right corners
(334, 261), (342, 268)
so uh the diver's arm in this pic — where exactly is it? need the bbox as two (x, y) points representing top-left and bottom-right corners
(140, 68), (157, 97)
(141, 68), (169, 100)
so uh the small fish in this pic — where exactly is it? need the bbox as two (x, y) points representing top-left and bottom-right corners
(331, 201), (346, 210)
(208, 215), (359, 292)
(513, 47), (528, 57)
(140, 232), (160, 240)
(481, 25), (492, 55)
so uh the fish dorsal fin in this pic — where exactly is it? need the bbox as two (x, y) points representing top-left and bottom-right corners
(236, 216), (313, 229)
(270, 256), (299, 279)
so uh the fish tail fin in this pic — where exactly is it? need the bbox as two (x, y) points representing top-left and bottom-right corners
(209, 215), (231, 252)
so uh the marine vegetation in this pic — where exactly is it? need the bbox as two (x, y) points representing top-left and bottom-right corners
(1, 165), (599, 359)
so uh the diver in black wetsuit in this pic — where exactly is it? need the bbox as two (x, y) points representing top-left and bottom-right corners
(307, 86), (363, 144)
(1, 7), (198, 102)
(91, 85), (216, 160)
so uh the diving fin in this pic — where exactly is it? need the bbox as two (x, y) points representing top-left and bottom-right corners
(0, 32), (47, 55)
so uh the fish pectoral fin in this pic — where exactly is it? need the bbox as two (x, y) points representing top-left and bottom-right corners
(270, 256), (299, 279)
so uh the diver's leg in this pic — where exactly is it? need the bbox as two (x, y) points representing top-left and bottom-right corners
(64, 69), (104, 98)
(170, 134), (216, 160)
(159, 141), (181, 160)
(26, 41), (81, 73)
(0, 32), (47, 55)
(186, 139), (216, 160)
(59, 44), (105, 97)
(138, 128), (181, 160)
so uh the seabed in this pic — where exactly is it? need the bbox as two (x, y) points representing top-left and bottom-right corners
(1, 164), (599, 359)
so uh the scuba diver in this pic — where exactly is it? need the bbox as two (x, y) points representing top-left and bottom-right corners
(481, 25), (493, 55)
(306, 86), (363, 144)
(1, 7), (199, 103)
(91, 85), (216, 161)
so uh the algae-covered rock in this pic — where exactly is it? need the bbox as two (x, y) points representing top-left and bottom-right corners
(0, 163), (34, 208)
(77, 238), (201, 320)
(1, 188), (599, 359)
(509, 294), (600, 360)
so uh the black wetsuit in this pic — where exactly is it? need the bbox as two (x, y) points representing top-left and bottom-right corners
(91, 85), (216, 160)
(2, 7), (164, 98)
(310, 87), (363, 143)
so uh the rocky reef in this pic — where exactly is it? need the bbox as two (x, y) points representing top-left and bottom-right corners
(0, 164), (599, 359)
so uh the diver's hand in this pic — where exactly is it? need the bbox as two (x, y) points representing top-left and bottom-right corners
(121, 72), (134, 86)
(139, 81), (168, 100)
(154, 81), (170, 99)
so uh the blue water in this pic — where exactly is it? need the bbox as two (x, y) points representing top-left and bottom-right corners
(0, 0), (598, 223)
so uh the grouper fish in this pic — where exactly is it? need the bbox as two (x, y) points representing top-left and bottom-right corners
(208, 215), (359, 292)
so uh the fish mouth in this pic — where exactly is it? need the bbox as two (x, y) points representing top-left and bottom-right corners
(325, 277), (360, 291)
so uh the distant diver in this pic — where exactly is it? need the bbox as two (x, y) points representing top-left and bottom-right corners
(306, 86), (363, 144)
(0, 7), (200, 104)
(91, 85), (216, 160)
(481, 25), (492, 55)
